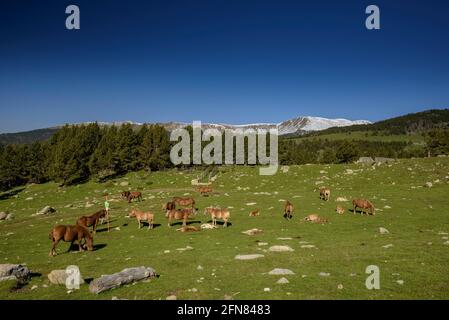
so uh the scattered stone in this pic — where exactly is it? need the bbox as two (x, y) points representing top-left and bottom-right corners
(36, 206), (56, 215)
(335, 197), (348, 202)
(425, 182), (433, 188)
(268, 268), (295, 275)
(0, 212), (7, 220)
(276, 277), (289, 284)
(258, 242), (268, 246)
(277, 237), (292, 240)
(48, 269), (85, 286)
(263, 288), (271, 292)
(31, 285), (38, 290)
(235, 254), (265, 261)
(300, 245), (316, 249)
(242, 229), (263, 236)
(89, 266), (157, 294)
(25, 197), (34, 201)
(268, 245), (294, 252)
(120, 181), (129, 187)
(318, 272), (330, 277)
(382, 244), (393, 249)
(396, 280), (404, 285)
(197, 265), (203, 270)
(337, 284), (344, 290)
(163, 250), (170, 254)
(0, 264), (31, 282)
(379, 227), (390, 234)
(246, 202), (257, 206)
(166, 295), (177, 300)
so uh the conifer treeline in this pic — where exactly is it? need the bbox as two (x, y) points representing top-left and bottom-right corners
(1, 123), (448, 192)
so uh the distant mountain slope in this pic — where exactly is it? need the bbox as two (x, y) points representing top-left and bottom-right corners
(302, 109), (449, 137)
(0, 128), (59, 145)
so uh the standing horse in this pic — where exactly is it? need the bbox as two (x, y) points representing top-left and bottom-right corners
(77, 209), (107, 233)
(49, 225), (93, 257)
(166, 208), (196, 227)
(121, 191), (131, 200)
(172, 196), (195, 209)
(129, 208), (154, 230)
(352, 199), (375, 215)
(127, 191), (142, 203)
(204, 207), (230, 227)
(284, 201), (294, 220)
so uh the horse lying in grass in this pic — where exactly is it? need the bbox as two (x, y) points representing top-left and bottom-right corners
(49, 225), (93, 257)
(166, 208), (196, 227)
(129, 208), (154, 230)
(77, 209), (107, 233)
(204, 207), (230, 227)
(352, 199), (375, 215)
(304, 214), (328, 224)
(283, 201), (294, 220)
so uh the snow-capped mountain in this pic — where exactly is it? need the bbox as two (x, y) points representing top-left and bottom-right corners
(156, 116), (371, 136)
(61, 116), (371, 136)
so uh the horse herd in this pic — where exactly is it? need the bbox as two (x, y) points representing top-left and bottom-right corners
(48, 185), (375, 256)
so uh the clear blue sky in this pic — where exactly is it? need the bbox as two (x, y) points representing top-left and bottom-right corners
(1, 0), (449, 133)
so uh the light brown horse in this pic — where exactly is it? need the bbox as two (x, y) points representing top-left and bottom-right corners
(284, 201), (294, 220)
(204, 207), (230, 227)
(172, 196), (195, 209)
(49, 225), (93, 257)
(127, 191), (142, 203)
(166, 208), (196, 227)
(77, 209), (107, 233)
(352, 199), (375, 215)
(130, 208), (154, 230)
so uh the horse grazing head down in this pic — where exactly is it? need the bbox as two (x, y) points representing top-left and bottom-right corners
(85, 233), (94, 251)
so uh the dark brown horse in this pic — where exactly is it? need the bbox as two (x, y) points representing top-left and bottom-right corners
(172, 196), (195, 209)
(49, 225), (93, 257)
(127, 191), (142, 203)
(121, 191), (131, 200)
(77, 209), (107, 233)
(163, 201), (176, 212)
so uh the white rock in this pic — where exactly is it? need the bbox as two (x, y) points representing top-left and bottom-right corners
(379, 227), (390, 234)
(268, 245), (294, 252)
(276, 277), (289, 284)
(269, 268), (295, 275)
(234, 254), (265, 261)
(166, 295), (177, 300)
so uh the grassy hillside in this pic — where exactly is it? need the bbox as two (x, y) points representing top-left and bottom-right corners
(291, 131), (425, 143)
(1, 158), (449, 300)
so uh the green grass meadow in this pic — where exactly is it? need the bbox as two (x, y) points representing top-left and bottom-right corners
(1, 157), (449, 300)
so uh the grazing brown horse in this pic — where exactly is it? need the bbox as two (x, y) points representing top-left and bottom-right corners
(172, 196), (195, 209)
(129, 208), (154, 230)
(204, 207), (230, 227)
(284, 201), (294, 220)
(352, 199), (375, 215)
(166, 208), (196, 227)
(197, 186), (213, 196)
(127, 191), (142, 203)
(49, 225), (93, 257)
(319, 187), (331, 201)
(77, 209), (107, 233)
(249, 209), (260, 217)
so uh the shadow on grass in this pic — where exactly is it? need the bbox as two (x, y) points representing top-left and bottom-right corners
(169, 220), (202, 227)
(205, 220), (232, 227)
(0, 187), (25, 200)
